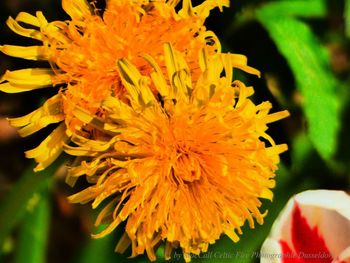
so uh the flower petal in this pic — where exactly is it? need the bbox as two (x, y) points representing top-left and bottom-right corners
(117, 58), (155, 108)
(25, 123), (69, 172)
(337, 246), (350, 262)
(62, 0), (92, 20)
(6, 16), (43, 40)
(261, 190), (350, 262)
(260, 238), (284, 263)
(15, 12), (41, 27)
(8, 94), (64, 137)
(164, 43), (192, 101)
(0, 69), (55, 93)
(0, 45), (48, 60)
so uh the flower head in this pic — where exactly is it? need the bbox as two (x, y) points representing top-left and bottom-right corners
(0, 0), (257, 171)
(66, 44), (289, 261)
(261, 190), (350, 263)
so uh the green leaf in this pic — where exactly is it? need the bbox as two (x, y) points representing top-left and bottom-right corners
(0, 157), (64, 248)
(228, 0), (326, 36)
(74, 224), (130, 263)
(290, 133), (314, 173)
(256, 12), (340, 160)
(14, 187), (50, 263)
(76, 234), (116, 263)
(346, 0), (350, 37)
(255, 0), (326, 18)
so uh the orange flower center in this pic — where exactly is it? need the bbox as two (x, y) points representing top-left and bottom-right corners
(147, 107), (226, 184)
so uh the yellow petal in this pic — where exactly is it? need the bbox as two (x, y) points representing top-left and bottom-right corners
(198, 48), (222, 84)
(0, 82), (48, 93)
(260, 188), (274, 200)
(68, 186), (101, 204)
(1, 68), (54, 87)
(222, 51), (233, 87)
(25, 123), (69, 172)
(198, 48), (209, 73)
(0, 45), (48, 60)
(71, 106), (119, 133)
(8, 94), (64, 137)
(183, 253), (191, 263)
(62, 0), (92, 20)
(117, 58), (155, 108)
(15, 12), (40, 27)
(178, 0), (194, 17)
(193, 0), (229, 18)
(265, 110), (290, 124)
(267, 144), (289, 155)
(164, 43), (192, 101)
(115, 232), (131, 253)
(166, 0), (181, 7)
(102, 96), (135, 122)
(95, 198), (119, 225)
(6, 16), (43, 40)
(92, 218), (122, 239)
(164, 242), (173, 260)
(164, 43), (179, 86)
(224, 228), (240, 243)
(35, 11), (48, 27)
(64, 144), (102, 157)
(142, 53), (169, 98)
(227, 53), (261, 77)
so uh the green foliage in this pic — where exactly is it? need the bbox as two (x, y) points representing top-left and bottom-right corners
(256, 4), (340, 160)
(254, 0), (326, 18)
(0, 158), (64, 249)
(14, 187), (50, 263)
(346, 0), (350, 38)
(74, 225), (128, 263)
(74, 224), (153, 263)
(290, 133), (313, 173)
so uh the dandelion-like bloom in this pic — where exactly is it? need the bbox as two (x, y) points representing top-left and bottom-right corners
(66, 44), (289, 261)
(0, 0), (259, 171)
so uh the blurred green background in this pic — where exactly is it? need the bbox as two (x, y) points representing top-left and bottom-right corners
(0, 0), (349, 262)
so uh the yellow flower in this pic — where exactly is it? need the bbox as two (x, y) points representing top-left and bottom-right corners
(0, 0), (259, 172)
(66, 44), (289, 261)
